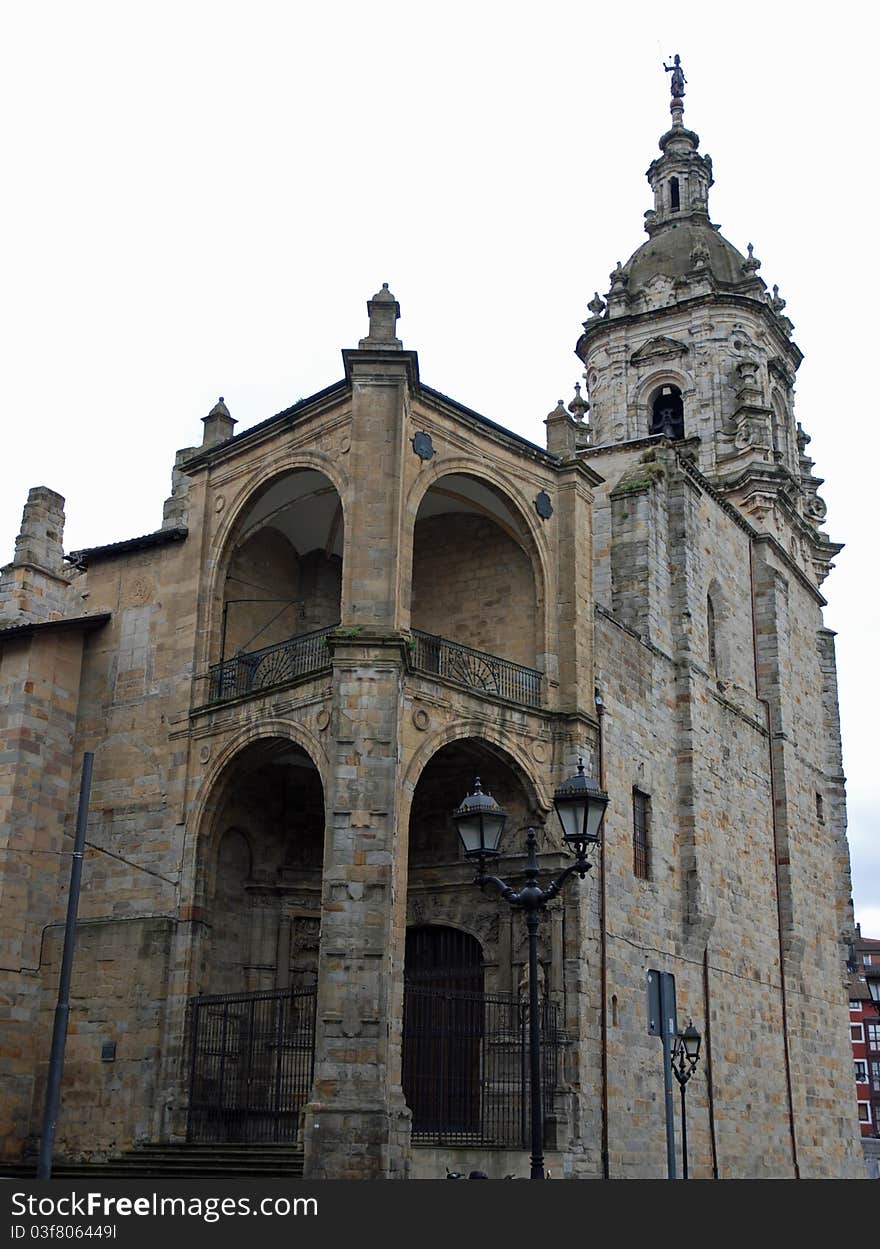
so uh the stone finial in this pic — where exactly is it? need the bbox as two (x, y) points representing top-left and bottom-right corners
(770, 284), (787, 314)
(568, 382), (589, 421)
(201, 396), (236, 447)
(743, 243), (762, 274)
(358, 282), (403, 350)
(587, 291), (606, 318)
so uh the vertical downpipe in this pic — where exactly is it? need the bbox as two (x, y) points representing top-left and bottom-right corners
(701, 948), (719, 1179)
(596, 693), (610, 1178)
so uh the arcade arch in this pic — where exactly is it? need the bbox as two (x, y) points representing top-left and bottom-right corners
(200, 737), (325, 996)
(410, 473), (542, 670)
(216, 468), (343, 662)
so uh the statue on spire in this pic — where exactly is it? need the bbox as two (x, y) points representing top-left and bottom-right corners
(663, 53), (686, 98)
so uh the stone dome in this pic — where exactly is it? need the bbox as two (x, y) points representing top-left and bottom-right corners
(623, 220), (751, 295)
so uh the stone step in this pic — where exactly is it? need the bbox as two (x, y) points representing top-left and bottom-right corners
(2, 1144), (305, 1181)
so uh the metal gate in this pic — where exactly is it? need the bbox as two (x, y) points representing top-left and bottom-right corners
(186, 987), (316, 1143)
(402, 986), (560, 1147)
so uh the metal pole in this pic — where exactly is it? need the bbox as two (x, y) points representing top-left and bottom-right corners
(37, 752), (93, 1180)
(526, 909), (544, 1180)
(680, 1078), (689, 1180)
(661, 1026), (677, 1180)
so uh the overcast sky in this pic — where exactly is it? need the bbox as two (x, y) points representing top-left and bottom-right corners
(2, 2), (877, 934)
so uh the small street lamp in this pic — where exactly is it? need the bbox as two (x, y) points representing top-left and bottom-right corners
(453, 761), (609, 1180)
(670, 1019), (702, 1179)
(867, 978), (880, 1015)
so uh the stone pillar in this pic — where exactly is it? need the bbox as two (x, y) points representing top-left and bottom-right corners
(301, 289), (416, 1177)
(301, 634), (411, 1178)
(554, 463), (600, 712)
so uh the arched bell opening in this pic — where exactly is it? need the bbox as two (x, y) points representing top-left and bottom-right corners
(649, 384), (685, 439)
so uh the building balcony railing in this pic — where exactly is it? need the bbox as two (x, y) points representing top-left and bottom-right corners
(206, 625), (336, 703)
(410, 630), (543, 708)
(202, 624), (543, 710)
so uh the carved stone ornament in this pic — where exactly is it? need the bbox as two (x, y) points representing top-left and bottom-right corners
(630, 336), (689, 365)
(535, 491), (553, 520)
(412, 431), (435, 461)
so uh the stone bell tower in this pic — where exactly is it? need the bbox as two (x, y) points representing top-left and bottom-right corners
(574, 56), (839, 589)
(562, 59), (859, 1178)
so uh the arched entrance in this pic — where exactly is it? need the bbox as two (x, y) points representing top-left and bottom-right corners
(187, 737), (324, 1143)
(402, 927), (484, 1139)
(402, 740), (560, 1148)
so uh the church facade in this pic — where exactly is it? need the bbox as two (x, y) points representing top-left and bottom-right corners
(0, 72), (864, 1178)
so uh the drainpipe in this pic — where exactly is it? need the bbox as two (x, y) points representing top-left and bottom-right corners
(596, 691), (609, 1179)
(701, 948), (719, 1179)
(749, 541), (800, 1178)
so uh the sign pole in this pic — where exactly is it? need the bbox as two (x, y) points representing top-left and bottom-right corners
(647, 968), (678, 1180)
(37, 752), (93, 1180)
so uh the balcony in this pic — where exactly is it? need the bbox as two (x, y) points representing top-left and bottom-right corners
(203, 625), (543, 710)
(206, 625), (335, 703)
(410, 630), (543, 708)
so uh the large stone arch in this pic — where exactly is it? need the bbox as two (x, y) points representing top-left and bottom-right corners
(190, 732), (328, 996)
(404, 466), (549, 673)
(403, 734), (552, 1004)
(205, 464), (346, 667)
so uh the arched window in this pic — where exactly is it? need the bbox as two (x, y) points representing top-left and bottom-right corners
(670, 177), (680, 212)
(650, 385), (684, 439)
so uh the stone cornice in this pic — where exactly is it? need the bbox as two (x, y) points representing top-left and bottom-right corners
(577, 291), (803, 370)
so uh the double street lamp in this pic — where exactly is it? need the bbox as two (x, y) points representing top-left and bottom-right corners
(452, 761), (609, 1180)
(670, 1020), (702, 1179)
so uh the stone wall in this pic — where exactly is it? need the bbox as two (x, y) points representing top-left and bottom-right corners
(411, 512), (537, 668)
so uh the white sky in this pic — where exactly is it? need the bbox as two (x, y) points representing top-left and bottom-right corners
(2, 2), (877, 933)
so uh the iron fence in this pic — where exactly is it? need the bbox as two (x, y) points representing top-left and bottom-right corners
(402, 986), (560, 1147)
(206, 626), (336, 703)
(410, 631), (543, 708)
(186, 987), (317, 1144)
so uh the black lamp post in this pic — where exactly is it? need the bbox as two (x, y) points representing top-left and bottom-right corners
(670, 1019), (701, 1179)
(453, 761), (608, 1180)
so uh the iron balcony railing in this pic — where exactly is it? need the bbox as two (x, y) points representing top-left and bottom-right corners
(187, 987), (317, 1144)
(206, 625), (336, 703)
(204, 625), (543, 708)
(402, 986), (560, 1148)
(410, 630), (543, 708)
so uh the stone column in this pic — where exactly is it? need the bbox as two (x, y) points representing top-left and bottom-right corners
(301, 289), (416, 1177)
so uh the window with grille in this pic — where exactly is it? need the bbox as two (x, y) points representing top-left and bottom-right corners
(633, 789), (651, 880)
